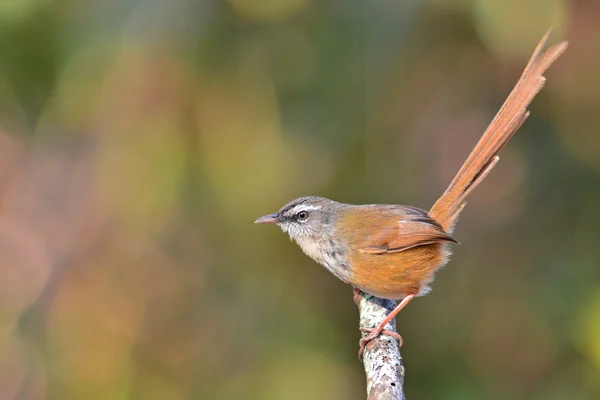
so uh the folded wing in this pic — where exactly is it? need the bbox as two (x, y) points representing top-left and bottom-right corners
(356, 207), (458, 254)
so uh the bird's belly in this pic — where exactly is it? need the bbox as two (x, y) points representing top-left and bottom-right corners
(347, 243), (449, 300)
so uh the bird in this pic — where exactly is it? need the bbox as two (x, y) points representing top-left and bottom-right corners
(255, 30), (568, 357)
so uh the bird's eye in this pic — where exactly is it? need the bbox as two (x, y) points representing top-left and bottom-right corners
(297, 211), (309, 221)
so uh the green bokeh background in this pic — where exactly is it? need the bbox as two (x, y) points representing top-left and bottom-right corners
(1, 0), (599, 399)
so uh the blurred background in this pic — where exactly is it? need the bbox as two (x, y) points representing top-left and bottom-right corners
(0, 0), (598, 399)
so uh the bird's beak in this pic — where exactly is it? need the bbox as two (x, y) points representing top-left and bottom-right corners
(254, 213), (279, 224)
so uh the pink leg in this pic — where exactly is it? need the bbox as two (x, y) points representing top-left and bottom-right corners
(353, 287), (363, 306)
(358, 294), (415, 358)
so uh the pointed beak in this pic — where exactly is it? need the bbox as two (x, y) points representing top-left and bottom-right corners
(254, 213), (279, 224)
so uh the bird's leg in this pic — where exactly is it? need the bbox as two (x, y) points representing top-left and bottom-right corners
(353, 287), (363, 306)
(358, 294), (415, 359)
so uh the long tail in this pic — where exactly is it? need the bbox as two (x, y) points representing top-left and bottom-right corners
(429, 29), (568, 233)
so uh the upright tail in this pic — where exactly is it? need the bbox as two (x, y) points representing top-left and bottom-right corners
(429, 30), (568, 233)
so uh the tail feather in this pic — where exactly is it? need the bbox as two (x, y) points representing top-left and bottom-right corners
(429, 30), (568, 233)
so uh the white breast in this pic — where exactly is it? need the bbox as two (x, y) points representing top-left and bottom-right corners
(293, 236), (353, 284)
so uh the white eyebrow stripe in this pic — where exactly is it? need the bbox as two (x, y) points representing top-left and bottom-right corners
(290, 204), (322, 214)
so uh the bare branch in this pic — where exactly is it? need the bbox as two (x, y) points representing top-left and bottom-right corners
(359, 293), (406, 399)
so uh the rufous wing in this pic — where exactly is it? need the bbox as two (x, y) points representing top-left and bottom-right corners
(358, 213), (458, 254)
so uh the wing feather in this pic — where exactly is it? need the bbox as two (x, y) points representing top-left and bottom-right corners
(356, 208), (458, 254)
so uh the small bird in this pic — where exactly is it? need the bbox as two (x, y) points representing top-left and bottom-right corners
(255, 30), (567, 357)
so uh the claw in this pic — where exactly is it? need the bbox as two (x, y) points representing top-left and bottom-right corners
(358, 327), (403, 359)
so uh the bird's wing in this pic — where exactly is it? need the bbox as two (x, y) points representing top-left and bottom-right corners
(356, 207), (458, 254)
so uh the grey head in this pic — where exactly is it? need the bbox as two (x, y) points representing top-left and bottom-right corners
(255, 196), (354, 283)
(254, 196), (342, 240)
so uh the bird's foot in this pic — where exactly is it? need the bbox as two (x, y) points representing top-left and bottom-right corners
(358, 327), (403, 359)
